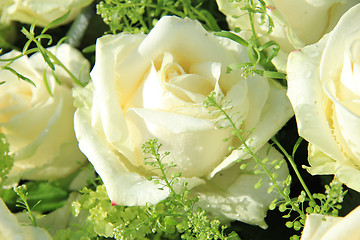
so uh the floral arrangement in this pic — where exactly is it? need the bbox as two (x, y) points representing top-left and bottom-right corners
(1, 0), (360, 239)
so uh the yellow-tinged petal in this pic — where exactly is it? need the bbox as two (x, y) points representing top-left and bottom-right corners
(320, 3), (360, 88)
(75, 105), (170, 205)
(3, 0), (93, 27)
(287, 34), (344, 161)
(301, 214), (340, 240)
(126, 108), (233, 177)
(301, 205), (360, 240)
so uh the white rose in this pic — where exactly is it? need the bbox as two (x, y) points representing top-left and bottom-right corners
(0, 44), (90, 185)
(216, 0), (359, 71)
(74, 16), (293, 227)
(0, 197), (52, 240)
(301, 205), (360, 240)
(0, 0), (93, 27)
(287, 4), (360, 191)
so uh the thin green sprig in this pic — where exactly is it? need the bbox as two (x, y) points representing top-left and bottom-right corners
(0, 12), (86, 92)
(204, 91), (348, 238)
(60, 139), (239, 239)
(13, 185), (40, 227)
(214, 0), (286, 84)
(203, 92), (305, 219)
(142, 138), (179, 195)
(271, 137), (314, 202)
(141, 138), (239, 240)
(97, 0), (220, 34)
(271, 136), (347, 235)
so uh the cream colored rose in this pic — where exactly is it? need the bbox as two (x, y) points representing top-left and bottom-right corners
(0, 197), (52, 240)
(0, 44), (90, 185)
(216, 0), (359, 71)
(301, 205), (360, 240)
(74, 16), (293, 227)
(0, 0), (93, 27)
(287, 4), (360, 192)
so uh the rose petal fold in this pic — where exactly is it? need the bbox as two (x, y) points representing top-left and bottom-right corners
(287, 34), (344, 161)
(193, 143), (289, 228)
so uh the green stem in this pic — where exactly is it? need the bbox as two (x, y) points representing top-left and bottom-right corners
(25, 201), (37, 227)
(245, 1), (277, 71)
(45, 50), (85, 86)
(211, 99), (305, 219)
(271, 137), (315, 203)
(112, 3), (186, 18)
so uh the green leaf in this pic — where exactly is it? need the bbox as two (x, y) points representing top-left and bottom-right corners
(24, 181), (69, 212)
(42, 11), (71, 34)
(37, 34), (53, 45)
(258, 40), (280, 61)
(1, 66), (36, 86)
(214, 31), (249, 47)
(36, 45), (55, 71)
(82, 44), (96, 53)
(52, 69), (62, 85)
(197, 9), (221, 31)
(20, 27), (33, 42)
(292, 137), (303, 158)
(56, 36), (68, 47)
(43, 69), (54, 97)
(262, 70), (286, 79)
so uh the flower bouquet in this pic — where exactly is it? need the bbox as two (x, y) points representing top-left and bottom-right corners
(1, 0), (360, 239)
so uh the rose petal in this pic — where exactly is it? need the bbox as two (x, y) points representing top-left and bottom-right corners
(332, 163), (360, 192)
(211, 79), (293, 177)
(4, 0), (93, 27)
(189, 61), (222, 86)
(193, 143), (289, 228)
(241, 75), (270, 131)
(137, 16), (242, 92)
(287, 34), (344, 161)
(300, 214), (340, 240)
(126, 108), (233, 177)
(301, 205), (360, 240)
(307, 143), (337, 175)
(139, 17), (238, 65)
(76, 106), (205, 205)
(324, 80), (360, 161)
(307, 143), (360, 191)
(165, 74), (213, 102)
(29, 44), (91, 86)
(90, 34), (146, 159)
(74, 103), (170, 205)
(2, 86), (84, 184)
(0, 198), (51, 240)
(320, 3), (360, 85)
(338, 52), (360, 99)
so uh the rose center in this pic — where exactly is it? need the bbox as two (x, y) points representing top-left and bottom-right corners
(164, 63), (184, 82)
(0, 79), (33, 123)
